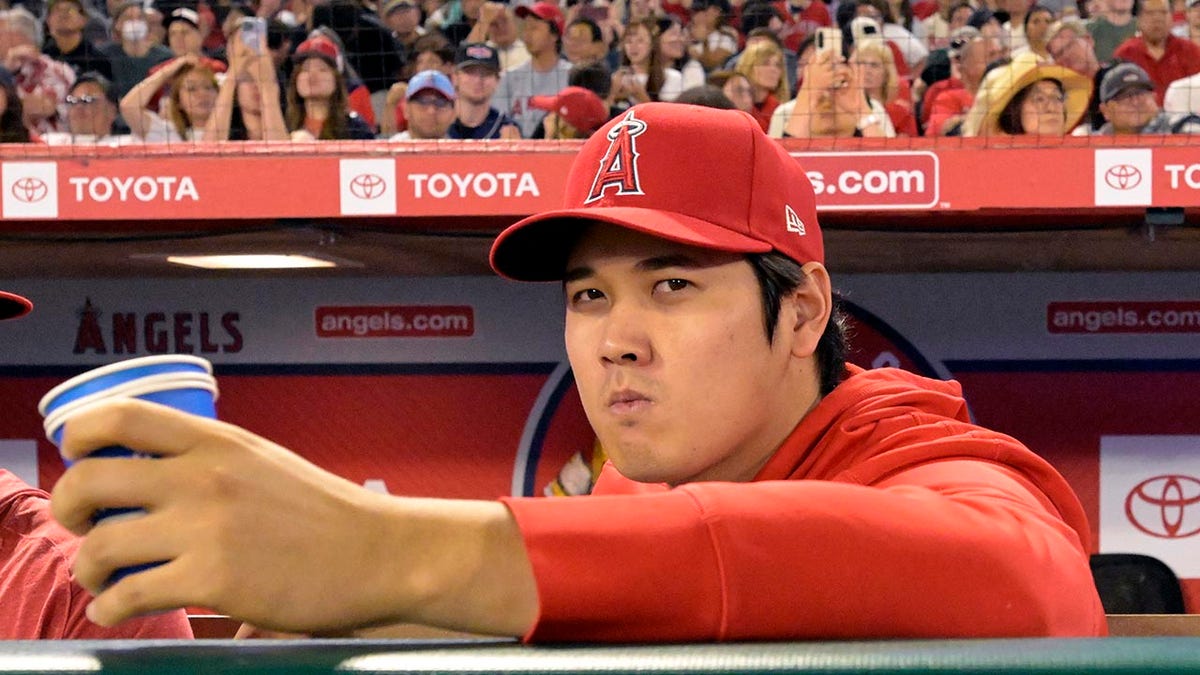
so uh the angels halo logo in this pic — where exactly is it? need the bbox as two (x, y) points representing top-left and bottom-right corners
(10, 177), (49, 203)
(349, 173), (386, 200)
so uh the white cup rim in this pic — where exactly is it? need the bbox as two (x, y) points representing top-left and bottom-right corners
(39, 355), (214, 416)
(43, 374), (218, 442)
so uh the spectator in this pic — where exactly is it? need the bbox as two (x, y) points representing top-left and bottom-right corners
(1171, 0), (1200, 45)
(120, 55), (216, 142)
(735, 37), (790, 131)
(850, 37), (909, 134)
(708, 68), (755, 111)
(204, 33), (287, 140)
(921, 0), (961, 48)
(568, 59), (614, 100)
(495, 1), (572, 137)
(1113, 0), (1200, 104)
(383, 32), (455, 136)
(922, 32), (989, 135)
(723, 28), (801, 93)
(42, 0), (113, 80)
(0, 66), (34, 142)
(962, 52), (1092, 135)
(852, 0), (915, 78)
(0, 7), (75, 135)
(285, 32), (375, 139)
(292, 30), (377, 130)
(1014, 4), (1056, 58)
(381, 0), (426, 64)
(1089, 0), (1137, 62)
(1096, 59), (1200, 128)
(1164, 68), (1200, 111)
(775, 47), (889, 136)
(390, 68), (455, 139)
(688, 0), (738, 71)
(563, 17), (610, 67)
(997, 0), (1032, 53)
(872, 0), (929, 74)
(43, 71), (133, 144)
(447, 42), (520, 139)
(531, 84), (609, 137)
(165, 8), (223, 65)
(610, 17), (682, 110)
(673, 82), (738, 106)
(657, 15), (705, 90)
(438, 0), (485, 45)
(308, 0), (403, 93)
(1047, 18), (1112, 130)
(99, 2), (173, 103)
(777, 0), (833, 53)
(464, 2), (530, 72)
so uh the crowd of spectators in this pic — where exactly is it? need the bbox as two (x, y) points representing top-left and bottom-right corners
(1, 0), (1200, 144)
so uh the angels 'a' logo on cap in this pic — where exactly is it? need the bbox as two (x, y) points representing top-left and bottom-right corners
(584, 110), (648, 204)
(785, 205), (806, 235)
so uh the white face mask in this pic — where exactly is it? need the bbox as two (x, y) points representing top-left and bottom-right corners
(121, 18), (149, 42)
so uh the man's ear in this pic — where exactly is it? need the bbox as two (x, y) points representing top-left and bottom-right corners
(784, 261), (832, 359)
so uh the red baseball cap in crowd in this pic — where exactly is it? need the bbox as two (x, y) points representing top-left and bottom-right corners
(529, 86), (609, 136)
(0, 291), (32, 320)
(515, 1), (565, 34)
(294, 33), (344, 72)
(489, 102), (822, 281)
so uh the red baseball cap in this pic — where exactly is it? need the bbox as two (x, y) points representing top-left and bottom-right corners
(515, 1), (565, 34)
(529, 86), (610, 136)
(0, 291), (32, 320)
(489, 102), (822, 281)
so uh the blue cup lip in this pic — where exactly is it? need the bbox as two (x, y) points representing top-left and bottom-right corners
(42, 373), (218, 445)
(39, 355), (213, 417)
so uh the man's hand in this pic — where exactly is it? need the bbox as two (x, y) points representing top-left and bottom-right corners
(50, 399), (538, 636)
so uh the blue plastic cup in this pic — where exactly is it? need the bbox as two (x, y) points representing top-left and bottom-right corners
(39, 356), (219, 585)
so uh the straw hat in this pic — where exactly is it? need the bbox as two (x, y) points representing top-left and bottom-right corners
(962, 52), (1092, 137)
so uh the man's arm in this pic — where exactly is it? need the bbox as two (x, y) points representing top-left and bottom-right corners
(50, 398), (537, 636)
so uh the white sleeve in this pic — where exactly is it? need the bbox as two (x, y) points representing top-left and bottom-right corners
(1163, 76), (1200, 115)
(658, 69), (684, 102)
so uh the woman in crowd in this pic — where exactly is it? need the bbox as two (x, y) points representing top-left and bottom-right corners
(1014, 4), (1055, 59)
(285, 34), (376, 140)
(120, 54), (217, 143)
(707, 69), (754, 112)
(657, 15), (705, 91)
(774, 47), (890, 138)
(610, 17), (682, 111)
(734, 38), (790, 132)
(0, 67), (34, 143)
(851, 38), (913, 135)
(962, 53), (1091, 136)
(205, 33), (288, 141)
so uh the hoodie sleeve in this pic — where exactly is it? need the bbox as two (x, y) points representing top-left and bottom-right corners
(500, 456), (1106, 642)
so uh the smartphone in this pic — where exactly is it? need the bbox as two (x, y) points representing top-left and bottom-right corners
(815, 26), (843, 57)
(580, 3), (609, 22)
(240, 16), (267, 54)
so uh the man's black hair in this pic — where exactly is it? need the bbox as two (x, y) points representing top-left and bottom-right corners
(566, 16), (603, 42)
(569, 61), (613, 98)
(747, 252), (848, 396)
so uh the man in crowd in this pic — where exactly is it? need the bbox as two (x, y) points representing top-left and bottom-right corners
(42, 0), (112, 80)
(494, 1), (571, 137)
(1113, 0), (1200, 104)
(463, 1), (529, 72)
(391, 68), (456, 139)
(448, 42), (520, 139)
(381, 0), (426, 66)
(0, 290), (193, 639)
(562, 17), (609, 67)
(1088, 0), (1137, 63)
(42, 71), (132, 144)
(99, 1), (172, 103)
(51, 103), (1105, 642)
(0, 6), (76, 134)
(1096, 60), (1200, 131)
(1048, 18), (1114, 131)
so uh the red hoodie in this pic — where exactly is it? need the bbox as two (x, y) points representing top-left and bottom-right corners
(503, 365), (1105, 642)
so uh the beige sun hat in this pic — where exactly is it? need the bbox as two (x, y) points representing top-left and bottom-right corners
(961, 52), (1093, 137)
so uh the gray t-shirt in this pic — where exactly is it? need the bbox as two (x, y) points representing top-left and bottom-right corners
(1087, 16), (1137, 64)
(492, 57), (573, 138)
(100, 43), (173, 103)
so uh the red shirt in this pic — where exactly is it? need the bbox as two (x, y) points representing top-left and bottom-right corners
(750, 91), (780, 132)
(1113, 34), (1200, 105)
(0, 471), (194, 639)
(776, 0), (833, 53)
(503, 366), (1105, 642)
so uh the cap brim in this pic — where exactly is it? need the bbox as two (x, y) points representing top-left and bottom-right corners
(527, 94), (556, 112)
(490, 207), (771, 281)
(0, 291), (32, 320)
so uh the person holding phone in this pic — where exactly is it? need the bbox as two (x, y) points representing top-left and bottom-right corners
(610, 17), (682, 110)
(204, 26), (287, 141)
(776, 45), (888, 137)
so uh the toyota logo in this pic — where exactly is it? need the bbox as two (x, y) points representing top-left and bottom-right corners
(1125, 474), (1200, 539)
(10, 177), (49, 203)
(348, 173), (386, 200)
(1104, 164), (1142, 190)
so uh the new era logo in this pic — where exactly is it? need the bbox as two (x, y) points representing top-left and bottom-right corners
(785, 205), (805, 235)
